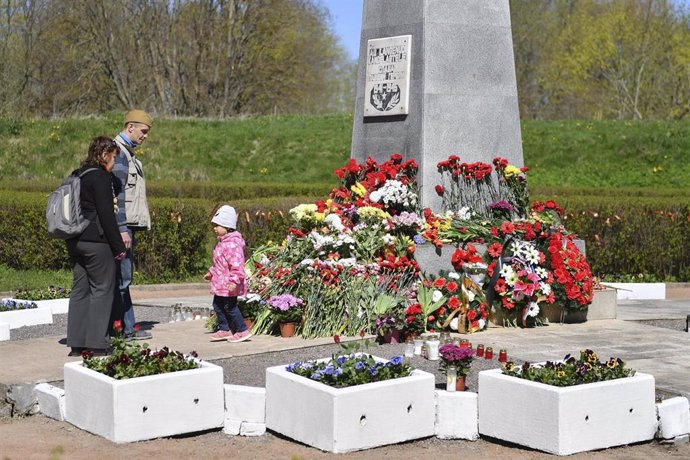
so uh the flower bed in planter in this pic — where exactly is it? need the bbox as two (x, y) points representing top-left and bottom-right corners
(265, 355), (435, 453)
(0, 299), (52, 328)
(478, 368), (657, 455)
(3, 297), (69, 314)
(64, 360), (224, 443)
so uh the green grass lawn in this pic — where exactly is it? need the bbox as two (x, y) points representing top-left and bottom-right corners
(1, 115), (689, 190)
(0, 264), (73, 293)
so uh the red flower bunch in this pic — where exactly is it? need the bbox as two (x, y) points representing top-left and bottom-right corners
(450, 244), (484, 271)
(431, 274), (489, 333)
(532, 200), (564, 218)
(545, 232), (594, 309)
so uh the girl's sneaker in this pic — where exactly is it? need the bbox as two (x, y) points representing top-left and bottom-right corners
(210, 330), (233, 342)
(227, 330), (252, 343)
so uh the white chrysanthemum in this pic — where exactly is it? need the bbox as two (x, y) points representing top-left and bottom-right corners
(324, 213), (344, 231)
(369, 190), (382, 202)
(527, 301), (540, 317)
(450, 317), (459, 331)
(382, 234), (395, 245)
(541, 283), (552, 295)
(500, 264), (515, 279)
(536, 267), (549, 279)
(456, 206), (473, 220)
(300, 258), (313, 266)
(448, 272), (460, 280)
(478, 318), (486, 329)
(339, 257), (357, 267)
(432, 290), (443, 303)
(525, 247), (540, 264)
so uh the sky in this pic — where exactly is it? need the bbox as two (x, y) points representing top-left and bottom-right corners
(321, 0), (364, 60)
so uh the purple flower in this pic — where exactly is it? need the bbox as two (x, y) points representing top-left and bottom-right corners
(267, 294), (303, 312)
(489, 200), (514, 211)
(390, 356), (403, 365)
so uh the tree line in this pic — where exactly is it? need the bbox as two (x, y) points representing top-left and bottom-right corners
(0, 0), (355, 117)
(0, 0), (688, 120)
(511, 0), (690, 120)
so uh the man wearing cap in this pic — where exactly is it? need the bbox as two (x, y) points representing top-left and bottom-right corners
(112, 110), (153, 341)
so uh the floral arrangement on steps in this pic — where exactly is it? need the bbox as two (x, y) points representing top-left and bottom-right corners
(82, 321), (199, 379)
(243, 153), (594, 338)
(501, 349), (635, 387)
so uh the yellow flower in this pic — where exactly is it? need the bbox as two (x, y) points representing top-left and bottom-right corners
(358, 206), (390, 220)
(504, 165), (522, 179)
(350, 182), (367, 197)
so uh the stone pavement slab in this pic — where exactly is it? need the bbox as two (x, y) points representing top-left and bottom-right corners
(2, 293), (689, 402)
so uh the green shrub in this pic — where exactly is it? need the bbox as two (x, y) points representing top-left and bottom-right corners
(0, 191), (312, 283)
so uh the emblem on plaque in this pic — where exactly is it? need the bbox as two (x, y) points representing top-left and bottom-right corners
(369, 83), (401, 112)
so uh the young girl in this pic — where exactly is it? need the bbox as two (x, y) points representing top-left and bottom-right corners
(204, 205), (251, 343)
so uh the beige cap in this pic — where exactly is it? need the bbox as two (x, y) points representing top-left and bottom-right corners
(124, 109), (153, 127)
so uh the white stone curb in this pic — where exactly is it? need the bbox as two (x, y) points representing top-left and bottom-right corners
(434, 390), (478, 440)
(223, 384), (266, 437)
(656, 397), (690, 440)
(0, 322), (9, 341)
(0, 304), (53, 329)
(35, 383), (66, 421)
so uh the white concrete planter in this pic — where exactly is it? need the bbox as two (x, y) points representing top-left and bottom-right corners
(604, 283), (665, 300)
(0, 302), (53, 329)
(3, 297), (69, 314)
(478, 369), (657, 455)
(64, 360), (224, 443)
(265, 356), (436, 453)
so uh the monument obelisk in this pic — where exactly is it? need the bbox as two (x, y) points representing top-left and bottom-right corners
(351, 0), (523, 212)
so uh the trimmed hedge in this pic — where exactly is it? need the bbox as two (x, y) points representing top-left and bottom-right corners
(4, 188), (690, 281)
(531, 188), (690, 281)
(0, 191), (308, 283)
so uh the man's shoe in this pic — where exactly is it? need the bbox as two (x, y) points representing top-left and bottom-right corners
(125, 330), (153, 341)
(209, 330), (233, 342)
(227, 330), (252, 343)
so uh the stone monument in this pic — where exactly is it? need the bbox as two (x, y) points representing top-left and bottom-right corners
(351, 0), (523, 212)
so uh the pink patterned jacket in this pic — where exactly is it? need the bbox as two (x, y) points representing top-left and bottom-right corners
(207, 231), (247, 297)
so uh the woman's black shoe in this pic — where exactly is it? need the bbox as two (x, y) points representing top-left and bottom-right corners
(68, 347), (84, 357)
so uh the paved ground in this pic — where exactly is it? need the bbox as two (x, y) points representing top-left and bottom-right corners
(1, 284), (689, 459)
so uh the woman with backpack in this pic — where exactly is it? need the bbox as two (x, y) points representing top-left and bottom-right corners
(65, 136), (126, 357)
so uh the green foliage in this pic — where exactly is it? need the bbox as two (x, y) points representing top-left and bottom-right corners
(14, 286), (70, 300)
(82, 330), (199, 380)
(0, 265), (72, 293)
(502, 349), (635, 387)
(0, 190), (310, 286)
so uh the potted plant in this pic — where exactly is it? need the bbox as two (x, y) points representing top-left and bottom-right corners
(478, 349), (656, 455)
(265, 352), (435, 453)
(438, 343), (474, 391)
(238, 292), (264, 329)
(266, 294), (303, 337)
(64, 321), (224, 443)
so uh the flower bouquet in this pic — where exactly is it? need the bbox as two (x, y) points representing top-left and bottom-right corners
(439, 343), (475, 392)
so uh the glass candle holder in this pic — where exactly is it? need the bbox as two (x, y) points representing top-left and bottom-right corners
(499, 348), (508, 363)
(485, 346), (494, 360)
(476, 344), (484, 358)
(404, 338), (415, 358)
(413, 338), (424, 355)
(459, 340), (470, 349)
(446, 366), (457, 392)
(426, 336), (440, 361)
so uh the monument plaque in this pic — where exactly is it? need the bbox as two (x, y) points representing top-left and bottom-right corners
(364, 35), (411, 116)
